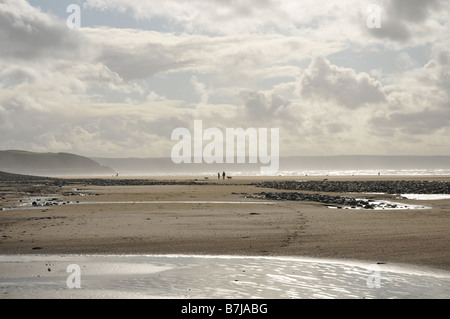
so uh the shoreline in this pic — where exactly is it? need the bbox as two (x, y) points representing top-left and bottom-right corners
(3, 252), (450, 276)
(2, 253), (450, 299)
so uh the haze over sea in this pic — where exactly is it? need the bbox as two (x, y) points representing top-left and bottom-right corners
(90, 155), (450, 177)
(120, 169), (450, 177)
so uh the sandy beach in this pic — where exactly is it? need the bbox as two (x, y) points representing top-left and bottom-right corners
(1, 175), (450, 271)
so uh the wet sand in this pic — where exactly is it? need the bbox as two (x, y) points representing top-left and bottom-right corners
(1, 175), (450, 271)
(2, 254), (450, 299)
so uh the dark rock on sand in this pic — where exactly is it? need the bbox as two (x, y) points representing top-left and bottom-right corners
(254, 180), (450, 194)
(245, 192), (401, 210)
(0, 171), (211, 187)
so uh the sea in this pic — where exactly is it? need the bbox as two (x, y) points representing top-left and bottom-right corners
(112, 169), (450, 177)
(234, 169), (450, 177)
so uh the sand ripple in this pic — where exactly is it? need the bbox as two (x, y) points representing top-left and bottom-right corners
(1, 255), (449, 299)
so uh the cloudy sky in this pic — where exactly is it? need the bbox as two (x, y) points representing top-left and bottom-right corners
(0, 0), (449, 158)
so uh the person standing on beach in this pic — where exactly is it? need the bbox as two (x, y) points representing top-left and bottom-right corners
(222, 171), (226, 180)
(218, 172), (220, 180)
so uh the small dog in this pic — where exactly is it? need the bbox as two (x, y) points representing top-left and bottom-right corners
(227, 176), (232, 179)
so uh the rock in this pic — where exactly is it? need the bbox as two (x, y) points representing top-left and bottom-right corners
(254, 180), (450, 195)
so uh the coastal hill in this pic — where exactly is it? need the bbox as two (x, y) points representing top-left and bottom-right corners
(0, 150), (115, 177)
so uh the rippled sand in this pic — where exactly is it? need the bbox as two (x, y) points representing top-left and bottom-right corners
(1, 254), (450, 299)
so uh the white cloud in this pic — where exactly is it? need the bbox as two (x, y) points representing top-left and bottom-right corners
(84, 0), (333, 35)
(394, 52), (420, 72)
(84, 0), (450, 49)
(298, 57), (386, 109)
(0, 0), (86, 61)
(239, 90), (291, 122)
(0, 0), (449, 158)
(79, 27), (337, 83)
(368, 40), (450, 143)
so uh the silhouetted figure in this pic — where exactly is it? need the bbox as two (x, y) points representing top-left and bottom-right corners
(218, 172), (220, 180)
(222, 171), (226, 180)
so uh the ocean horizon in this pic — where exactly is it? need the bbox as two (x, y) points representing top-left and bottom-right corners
(100, 169), (450, 177)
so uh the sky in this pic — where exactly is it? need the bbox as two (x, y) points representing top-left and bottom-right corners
(0, 0), (449, 158)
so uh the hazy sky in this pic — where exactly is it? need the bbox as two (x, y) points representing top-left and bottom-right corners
(0, 0), (449, 157)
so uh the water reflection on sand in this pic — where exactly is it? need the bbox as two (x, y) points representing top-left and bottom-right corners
(1, 254), (449, 299)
